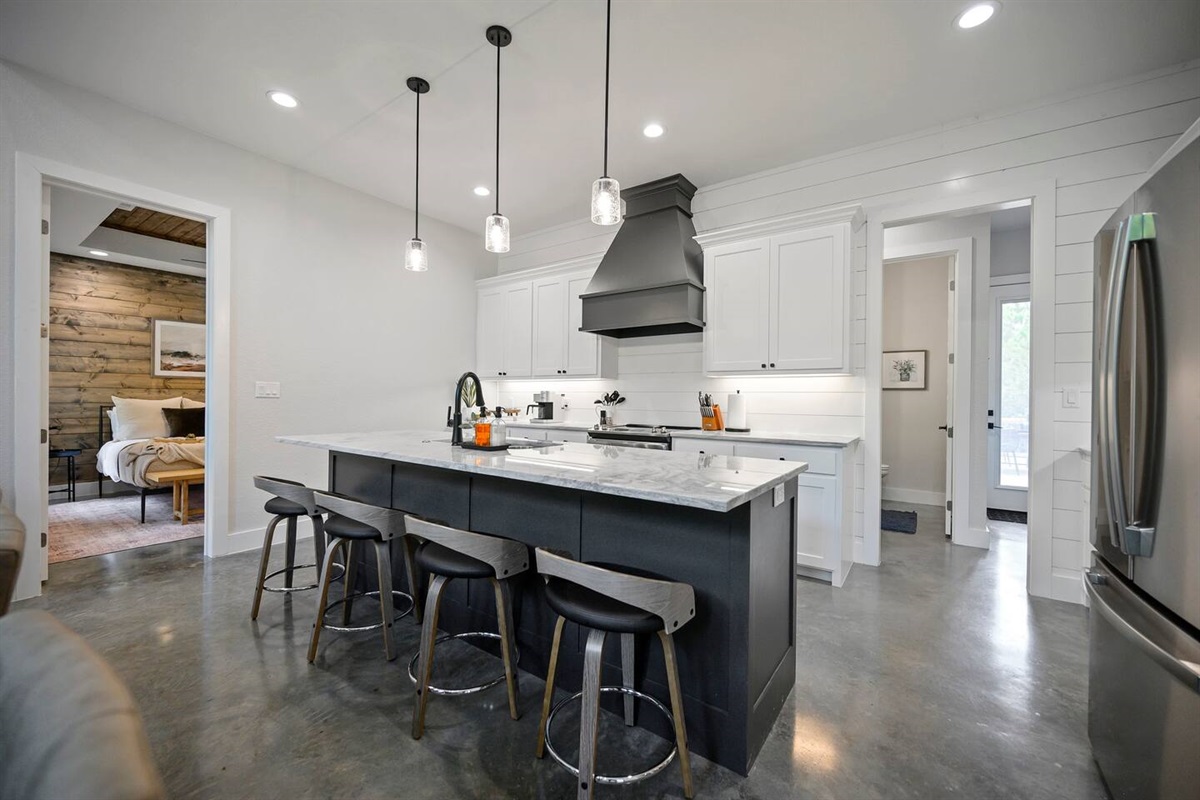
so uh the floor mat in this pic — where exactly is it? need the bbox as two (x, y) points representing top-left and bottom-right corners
(49, 490), (202, 563)
(882, 509), (918, 534)
(987, 508), (1028, 524)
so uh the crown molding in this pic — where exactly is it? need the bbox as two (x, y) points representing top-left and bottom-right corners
(694, 204), (865, 248)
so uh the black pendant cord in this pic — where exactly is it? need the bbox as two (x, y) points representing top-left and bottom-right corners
(495, 41), (501, 216)
(602, 0), (611, 179)
(414, 89), (420, 239)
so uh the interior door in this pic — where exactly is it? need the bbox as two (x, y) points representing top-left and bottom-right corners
(944, 259), (955, 539)
(39, 184), (51, 580)
(987, 284), (1031, 512)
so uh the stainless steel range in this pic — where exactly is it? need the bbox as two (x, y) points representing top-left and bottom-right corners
(586, 424), (701, 451)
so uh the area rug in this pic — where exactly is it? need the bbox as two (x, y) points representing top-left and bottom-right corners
(881, 509), (918, 534)
(49, 490), (202, 563)
(987, 508), (1028, 524)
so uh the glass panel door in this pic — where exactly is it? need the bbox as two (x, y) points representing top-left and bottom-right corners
(988, 285), (1030, 512)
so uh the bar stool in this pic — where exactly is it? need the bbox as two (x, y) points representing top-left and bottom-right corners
(251, 476), (336, 620)
(404, 516), (527, 740)
(307, 492), (419, 663)
(534, 549), (696, 800)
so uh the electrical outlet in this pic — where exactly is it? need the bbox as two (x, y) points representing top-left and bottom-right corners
(1064, 389), (1079, 408)
(773, 483), (785, 507)
(255, 381), (281, 399)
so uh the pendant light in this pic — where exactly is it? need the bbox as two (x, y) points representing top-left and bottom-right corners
(590, 0), (621, 226)
(404, 76), (431, 271)
(484, 25), (512, 253)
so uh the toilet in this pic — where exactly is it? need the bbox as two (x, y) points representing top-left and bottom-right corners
(881, 464), (890, 481)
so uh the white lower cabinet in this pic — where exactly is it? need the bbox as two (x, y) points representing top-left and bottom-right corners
(507, 426), (589, 444)
(676, 438), (855, 586)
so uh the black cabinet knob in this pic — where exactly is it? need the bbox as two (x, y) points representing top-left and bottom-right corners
(761, 363), (767, 369)
(770, 363), (776, 368)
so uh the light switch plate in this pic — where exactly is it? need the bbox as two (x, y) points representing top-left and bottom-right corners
(773, 483), (785, 507)
(255, 381), (281, 399)
(1064, 388), (1079, 408)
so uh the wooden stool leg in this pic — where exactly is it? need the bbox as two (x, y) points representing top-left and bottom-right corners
(374, 540), (396, 661)
(181, 481), (189, 525)
(401, 535), (423, 624)
(659, 630), (694, 800)
(412, 573), (449, 740)
(535, 615), (566, 758)
(577, 628), (607, 800)
(341, 541), (356, 626)
(284, 516), (298, 589)
(250, 515), (283, 620)
(307, 538), (345, 663)
(621, 633), (636, 726)
(311, 515), (327, 574)
(492, 577), (520, 720)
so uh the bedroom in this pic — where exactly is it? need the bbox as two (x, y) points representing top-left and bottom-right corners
(46, 184), (207, 563)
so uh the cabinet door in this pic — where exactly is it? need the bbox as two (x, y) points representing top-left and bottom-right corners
(503, 283), (533, 378)
(705, 238), (770, 372)
(476, 286), (505, 378)
(672, 438), (735, 456)
(770, 225), (846, 371)
(565, 272), (599, 376)
(531, 277), (567, 376)
(793, 473), (839, 571)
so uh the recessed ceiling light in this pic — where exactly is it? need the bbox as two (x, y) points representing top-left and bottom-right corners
(267, 90), (299, 108)
(473, 186), (491, 197)
(955, 1), (998, 29)
(89, 250), (109, 257)
(643, 122), (665, 139)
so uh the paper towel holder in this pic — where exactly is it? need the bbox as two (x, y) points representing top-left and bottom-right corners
(725, 389), (751, 433)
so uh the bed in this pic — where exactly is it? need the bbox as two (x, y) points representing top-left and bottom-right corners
(96, 402), (205, 523)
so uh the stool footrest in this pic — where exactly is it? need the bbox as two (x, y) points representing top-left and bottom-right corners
(406, 631), (521, 696)
(261, 561), (345, 594)
(544, 686), (678, 786)
(320, 590), (413, 633)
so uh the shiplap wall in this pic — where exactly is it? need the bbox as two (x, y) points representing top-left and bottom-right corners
(493, 61), (1199, 602)
(48, 252), (205, 485)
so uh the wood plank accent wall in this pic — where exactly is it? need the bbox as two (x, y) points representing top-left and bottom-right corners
(48, 253), (205, 486)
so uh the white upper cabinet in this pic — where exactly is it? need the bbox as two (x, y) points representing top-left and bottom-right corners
(697, 205), (862, 375)
(477, 281), (533, 378)
(478, 263), (614, 380)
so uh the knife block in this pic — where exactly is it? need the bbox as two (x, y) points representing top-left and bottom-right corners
(701, 405), (724, 431)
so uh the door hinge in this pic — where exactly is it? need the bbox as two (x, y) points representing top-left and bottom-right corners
(40, 429), (48, 444)
(947, 426), (954, 438)
(41, 532), (47, 548)
(949, 279), (955, 291)
(41, 219), (49, 235)
(946, 500), (953, 511)
(948, 353), (955, 364)
(40, 323), (48, 339)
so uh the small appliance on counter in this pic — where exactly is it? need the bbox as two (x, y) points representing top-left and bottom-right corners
(699, 392), (724, 431)
(526, 391), (554, 422)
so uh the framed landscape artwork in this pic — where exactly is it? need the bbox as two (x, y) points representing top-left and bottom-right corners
(153, 320), (206, 377)
(883, 349), (927, 390)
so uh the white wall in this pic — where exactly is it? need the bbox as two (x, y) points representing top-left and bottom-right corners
(490, 60), (1199, 602)
(881, 257), (950, 503)
(991, 227), (1032, 277)
(0, 61), (493, 580)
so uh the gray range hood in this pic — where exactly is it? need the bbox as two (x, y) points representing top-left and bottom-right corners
(579, 174), (704, 338)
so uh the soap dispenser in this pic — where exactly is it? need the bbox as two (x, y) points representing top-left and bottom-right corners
(490, 406), (508, 447)
(474, 406), (492, 447)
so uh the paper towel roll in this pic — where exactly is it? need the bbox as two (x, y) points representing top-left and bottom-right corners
(726, 391), (748, 430)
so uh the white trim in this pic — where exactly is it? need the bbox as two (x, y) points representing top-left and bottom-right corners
(883, 237), (978, 548)
(990, 272), (1032, 287)
(693, 204), (865, 247)
(476, 253), (601, 287)
(987, 283), (1031, 512)
(881, 487), (945, 507)
(12, 153), (233, 601)
(865, 178), (1058, 599)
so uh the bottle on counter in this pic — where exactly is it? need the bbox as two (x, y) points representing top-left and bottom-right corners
(474, 406), (492, 447)
(490, 406), (508, 447)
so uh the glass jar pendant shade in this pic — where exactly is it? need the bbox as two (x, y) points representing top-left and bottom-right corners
(591, 177), (621, 226)
(405, 237), (428, 271)
(591, 0), (622, 226)
(485, 26), (513, 253)
(485, 214), (510, 253)
(404, 76), (431, 271)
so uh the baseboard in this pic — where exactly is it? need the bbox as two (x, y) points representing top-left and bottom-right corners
(1051, 567), (1086, 605)
(954, 525), (991, 549)
(881, 487), (945, 507)
(50, 480), (113, 501)
(795, 563), (832, 584)
(220, 518), (318, 558)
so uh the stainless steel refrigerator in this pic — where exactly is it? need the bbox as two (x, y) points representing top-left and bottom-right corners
(1087, 125), (1200, 800)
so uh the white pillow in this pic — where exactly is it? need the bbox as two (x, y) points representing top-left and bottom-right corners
(180, 397), (205, 409)
(110, 396), (183, 441)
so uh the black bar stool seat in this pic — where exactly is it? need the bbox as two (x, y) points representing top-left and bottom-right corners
(543, 578), (660, 634)
(263, 496), (308, 517)
(415, 540), (493, 579)
(323, 514), (386, 539)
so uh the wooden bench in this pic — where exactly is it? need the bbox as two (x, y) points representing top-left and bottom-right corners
(145, 468), (204, 525)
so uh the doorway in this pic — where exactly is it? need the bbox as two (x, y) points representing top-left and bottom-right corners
(987, 284), (1031, 514)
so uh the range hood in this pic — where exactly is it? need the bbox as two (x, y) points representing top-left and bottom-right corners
(579, 174), (704, 338)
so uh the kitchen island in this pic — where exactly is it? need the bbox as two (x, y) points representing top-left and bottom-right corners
(279, 431), (805, 775)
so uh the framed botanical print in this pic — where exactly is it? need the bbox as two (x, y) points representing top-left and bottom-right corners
(883, 350), (927, 390)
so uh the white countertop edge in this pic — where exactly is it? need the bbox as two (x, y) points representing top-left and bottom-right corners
(277, 434), (807, 513)
(670, 430), (861, 447)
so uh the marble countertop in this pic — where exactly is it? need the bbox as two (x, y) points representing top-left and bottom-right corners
(671, 430), (860, 447)
(505, 421), (593, 431)
(278, 430), (806, 513)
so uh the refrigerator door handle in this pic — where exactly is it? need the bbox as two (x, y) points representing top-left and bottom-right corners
(1100, 213), (1159, 558)
(1085, 569), (1200, 694)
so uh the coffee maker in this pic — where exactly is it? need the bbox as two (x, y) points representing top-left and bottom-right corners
(526, 391), (554, 422)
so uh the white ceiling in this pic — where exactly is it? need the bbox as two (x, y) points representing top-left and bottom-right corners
(3, 1), (1198, 236)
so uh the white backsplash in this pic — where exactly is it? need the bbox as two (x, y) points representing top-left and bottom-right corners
(489, 333), (864, 436)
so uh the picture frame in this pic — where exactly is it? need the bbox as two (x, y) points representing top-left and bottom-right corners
(153, 320), (206, 377)
(883, 349), (927, 390)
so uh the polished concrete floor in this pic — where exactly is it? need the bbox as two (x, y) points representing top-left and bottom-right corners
(16, 503), (1108, 799)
